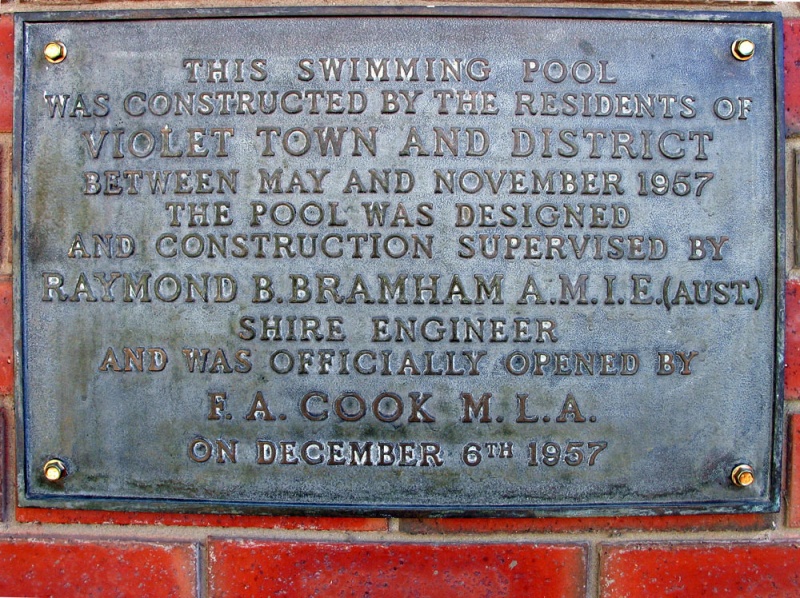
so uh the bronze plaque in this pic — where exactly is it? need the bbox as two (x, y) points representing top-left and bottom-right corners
(16, 9), (783, 515)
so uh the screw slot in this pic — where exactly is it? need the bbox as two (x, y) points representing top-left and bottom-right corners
(43, 458), (68, 482)
(731, 464), (755, 487)
(732, 39), (755, 62)
(43, 42), (66, 64)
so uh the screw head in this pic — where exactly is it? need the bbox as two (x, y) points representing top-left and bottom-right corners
(43, 41), (66, 64)
(43, 458), (67, 482)
(731, 464), (755, 487)
(732, 39), (755, 61)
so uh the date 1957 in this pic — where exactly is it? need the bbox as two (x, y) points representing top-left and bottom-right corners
(528, 441), (608, 467)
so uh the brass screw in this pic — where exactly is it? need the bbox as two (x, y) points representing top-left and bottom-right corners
(731, 464), (755, 487)
(43, 41), (67, 64)
(43, 458), (68, 482)
(732, 39), (755, 62)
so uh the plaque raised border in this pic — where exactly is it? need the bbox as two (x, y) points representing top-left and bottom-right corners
(14, 7), (785, 516)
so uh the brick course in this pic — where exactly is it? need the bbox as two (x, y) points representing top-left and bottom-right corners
(0, 280), (12, 395)
(401, 512), (774, 534)
(787, 281), (800, 398)
(15, 507), (388, 530)
(0, 17), (11, 135)
(600, 543), (800, 597)
(0, 138), (12, 274)
(208, 540), (587, 598)
(0, 538), (198, 597)
(787, 413), (800, 527)
(787, 19), (800, 136)
(0, 409), (4, 522)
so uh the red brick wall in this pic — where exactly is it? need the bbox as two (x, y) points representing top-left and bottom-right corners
(2, 4), (800, 596)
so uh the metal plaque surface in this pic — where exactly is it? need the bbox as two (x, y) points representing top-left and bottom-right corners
(16, 9), (783, 515)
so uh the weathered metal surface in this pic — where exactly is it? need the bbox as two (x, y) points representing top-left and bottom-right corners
(15, 9), (783, 515)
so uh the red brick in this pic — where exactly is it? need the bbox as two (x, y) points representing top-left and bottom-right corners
(0, 279), (11, 395)
(15, 506), (387, 531)
(0, 409), (4, 521)
(787, 280), (800, 398)
(786, 20), (800, 135)
(0, 17), (10, 133)
(0, 279), (14, 394)
(208, 540), (586, 598)
(600, 543), (800, 597)
(401, 513), (773, 534)
(0, 537), (197, 597)
(788, 414), (800, 526)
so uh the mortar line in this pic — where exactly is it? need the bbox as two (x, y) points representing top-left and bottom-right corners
(1, 407), (7, 527)
(388, 517), (401, 533)
(0, 519), (796, 544)
(197, 538), (209, 598)
(587, 540), (601, 598)
(4, 401), (16, 530)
